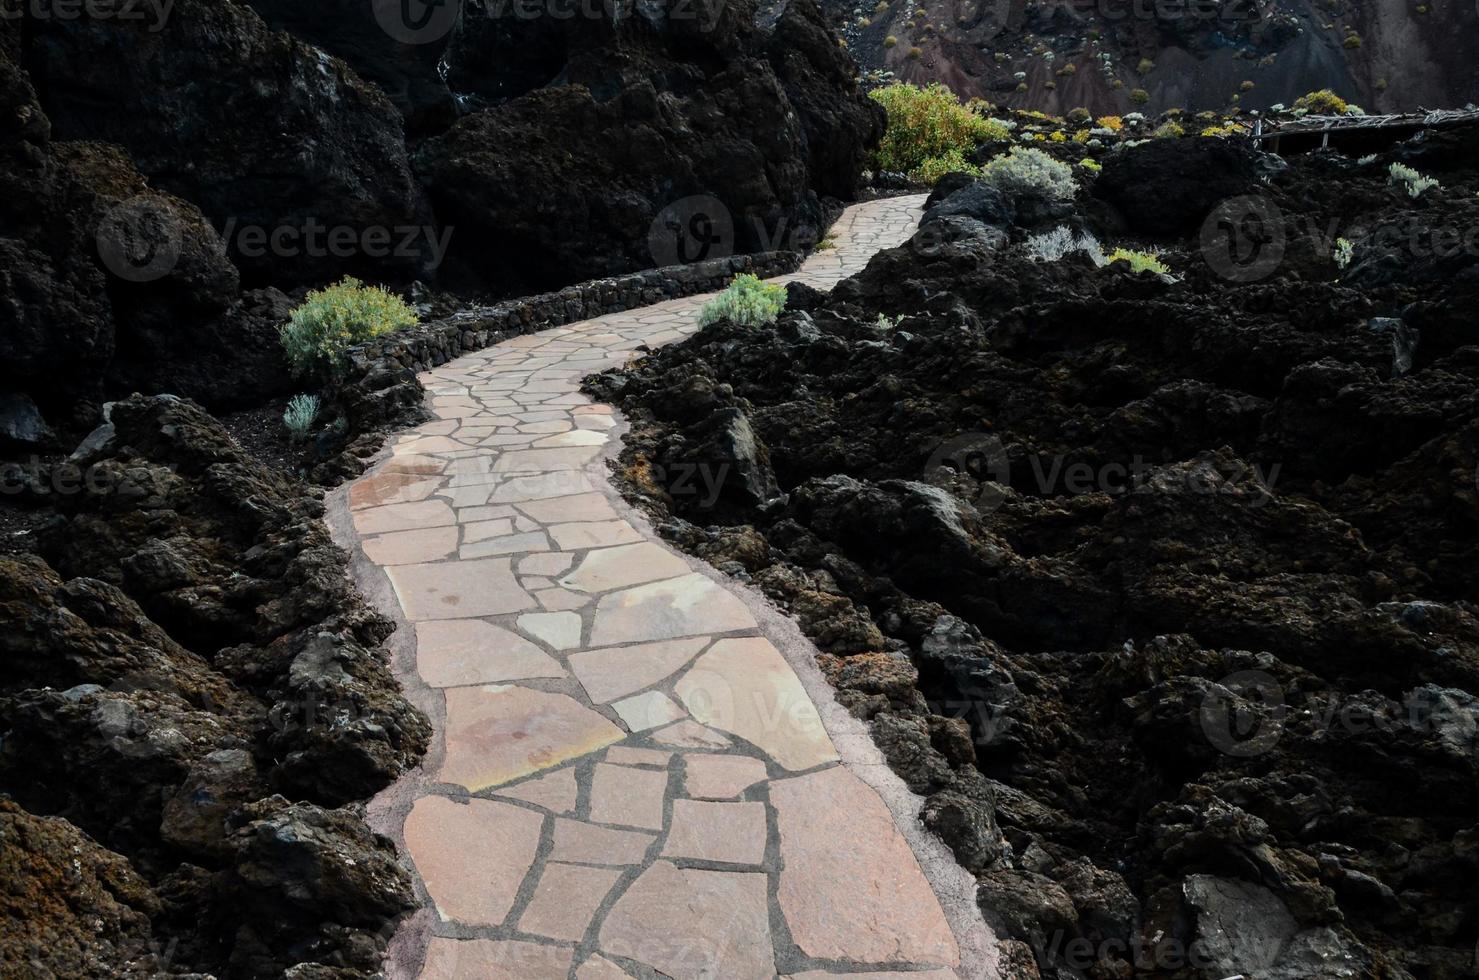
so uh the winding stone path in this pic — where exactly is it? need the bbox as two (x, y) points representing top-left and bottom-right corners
(333, 195), (998, 979)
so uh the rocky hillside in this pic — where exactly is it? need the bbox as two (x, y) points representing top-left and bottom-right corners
(829, 0), (1479, 114)
(1, 0), (877, 448)
(588, 128), (1479, 978)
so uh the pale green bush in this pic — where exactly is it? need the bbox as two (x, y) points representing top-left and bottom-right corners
(979, 146), (1077, 202)
(280, 277), (417, 376)
(1388, 162), (1440, 198)
(1105, 247), (1169, 275)
(283, 393), (320, 438)
(697, 274), (787, 328)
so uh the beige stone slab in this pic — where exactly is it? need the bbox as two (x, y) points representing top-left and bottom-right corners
(493, 446), (602, 474)
(420, 938), (573, 980)
(388, 557), (535, 621)
(491, 767), (578, 814)
(519, 552), (576, 576)
(650, 720), (732, 750)
(533, 586), (592, 612)
(403, 796), (541, 927)
(533, 429), (607, 448)
(599, 861), (774, 980)
(461, 517), (514, 542)
(606, 747), (672, 767)
(349, 472), (441, 509)
(489, 472), (602, 503)
(550, 818), (655, 865)
(682, 753), (767, 800)
(439, 685), (624, 792)
(567, 638), (709, 704)
(415, 619), (565, 687)
(588, 762), (667, 830)
(576, 955), (633, 980)
(611, 691), (685, 732)
(517, 611), (582, 650)
(460, 530), (551, 559)
(770, 766), (959, 967)
(353, 499), (457, 535)
(518, 862), (623, 942)
(362, 525), (459, 566)
(674, 637), (837, 772)
(560, 542), (691, 593)
(548, 520), (644, 550)
(589, 573), (755, 646)
(394, 435), (467, 456)
(514, 491), (619, 524)
(661, 800), (767, 866)
(784, 972), (958, 980)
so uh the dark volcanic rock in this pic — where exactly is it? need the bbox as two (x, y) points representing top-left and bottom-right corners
(589, 141), (1479, 978)
(20, 0), (429, 287)
(243, 0), (458, 133)
(0, 395), (426, 977)
(419, 0), (877, 290)
(1094, 137), (1260, 236)
(0, 798), (162, 978)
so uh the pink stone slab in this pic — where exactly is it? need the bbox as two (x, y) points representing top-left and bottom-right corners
(589, 573), (755, 646)
(661, 800), (767, 865)
(402, 796), (541, 927)
(491, 767), (579, 814)
(682, 753), (767, 800)
(420, 938), (573, 980)
(599, 861), (775, 980)
(674, 637), (837, 771)
(770, 766), (960, 966)
(353, 499), (457, 535)
(439, 685), (624, 792)
(518, 862), (623, 942)
(549, 819), (656, 865)
(387, 557), (535, 621)
(560, 542), (691, 593)
(362, 525), (459, 566)
(415, 619), (565, 687)
(587, 763), (668, 830)
(567, 637), (709, 704)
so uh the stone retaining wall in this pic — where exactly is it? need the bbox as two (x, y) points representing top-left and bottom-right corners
(310, 251), (802, 483)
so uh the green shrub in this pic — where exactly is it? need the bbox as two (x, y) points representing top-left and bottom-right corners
(279, 277), (417, 376)
(979, 146), (1077, 202)
(869, 83), (1010, 183)
(1153, 120), (1184, 138)
(884, 34), (897, 47)
(1105, 248), (1169, 275)
(697, 274), (787, 328)
(1130, 88), (1150, 104)
(1067, 107), (1091, 124)
(914, 149), (980, 185)
(283, 394), (320, 438)
(907, 46), (922, 58)
(1293, 88), (1348, 114)
(1136, 58), (1155, 74)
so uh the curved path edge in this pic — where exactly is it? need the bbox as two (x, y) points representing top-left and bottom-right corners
(326, 195), (1001, 980)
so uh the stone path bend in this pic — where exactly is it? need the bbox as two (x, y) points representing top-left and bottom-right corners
(331, 194), (999, 980)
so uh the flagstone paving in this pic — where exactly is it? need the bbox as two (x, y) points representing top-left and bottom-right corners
(340, 195), (993, 978)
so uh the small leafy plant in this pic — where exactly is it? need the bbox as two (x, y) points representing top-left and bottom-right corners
(697, 274), (787, 329)
(280, 277), (418, 376)
(1024, 226), (1105, 265)
(1334, 237), (1354, 269)
(283, 394), (320, 439)
(979, 146), (1077, 203)
(1388, 162), (1440, 198)
(1105, 248), (1169, 275)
